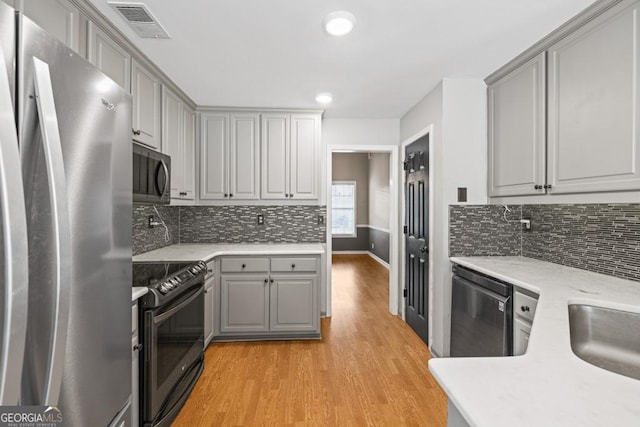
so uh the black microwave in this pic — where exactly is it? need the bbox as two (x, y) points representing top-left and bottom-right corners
(133, 142), (171, 204)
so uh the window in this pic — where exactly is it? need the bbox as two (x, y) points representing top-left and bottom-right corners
(331, 181), (356, 237)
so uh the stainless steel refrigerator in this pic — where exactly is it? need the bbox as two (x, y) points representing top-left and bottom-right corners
(0, 2), (132, 425)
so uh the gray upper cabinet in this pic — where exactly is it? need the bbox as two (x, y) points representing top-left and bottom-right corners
(131, 59), (161, 150)
(162, 86), (195, 201)
(261, 113), (321, 200)
(23, 0), (81, 53)
(488, 0), (640, 197)
(548, 0), (640, 194)
(87, 22), (131, 92)
(200, 111), (260, 200)
(488, 53), (546, 197)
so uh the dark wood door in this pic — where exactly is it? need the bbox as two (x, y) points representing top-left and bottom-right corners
(404, 135), (429, 344)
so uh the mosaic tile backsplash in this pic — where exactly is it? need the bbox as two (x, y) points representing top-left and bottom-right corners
(133, 205), (326, 255)
(180, 205), (326, 243)
(133, 205), (180, 255)
(449, 205), (522, 256)
(450, 203), (640, 282)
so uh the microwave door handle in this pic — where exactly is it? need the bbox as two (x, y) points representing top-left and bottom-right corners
(32, 58), (72, 406)
(0, 45), (29, 405)
(156, 159), (169, 195)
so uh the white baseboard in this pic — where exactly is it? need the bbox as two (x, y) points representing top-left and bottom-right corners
(332, 250), (390, 269)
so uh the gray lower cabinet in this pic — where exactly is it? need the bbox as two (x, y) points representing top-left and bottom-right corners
(204, 278), (214, 346)
(215, 255), (320, 340)
(270, 275), (318, 333)
(220, 274), (270, 334)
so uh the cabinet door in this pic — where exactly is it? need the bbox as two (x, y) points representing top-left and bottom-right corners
(200, 113), (229, 199)
(162, 86), (183, 198)
(261, 114), (289, 199)
(220, 274), (269, 334)
(87, 22), (131, 91)
(131, 59), (161, 150)
(229, 113), (260, 200)
(23, 0), (81, 53)
(514, 317), (531, 356)
(204, 283), (214, 346)
(269, 275), (318, 333)
(488, 53), (546, 197)
(182, 105), (196, 200)
(548, 0), (640, 193)
(289, 114), (320, 200)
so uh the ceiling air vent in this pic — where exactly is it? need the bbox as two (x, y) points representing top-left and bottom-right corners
(108, 2), (170, 39)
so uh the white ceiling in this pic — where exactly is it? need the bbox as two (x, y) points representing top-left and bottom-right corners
(89, 0), (595, 118)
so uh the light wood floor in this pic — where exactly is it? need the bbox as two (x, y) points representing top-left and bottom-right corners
(173, 254), (447, 426)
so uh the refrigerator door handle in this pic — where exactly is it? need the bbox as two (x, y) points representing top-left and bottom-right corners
(0, 45), (29, 405)
(32, 57), (72, 406)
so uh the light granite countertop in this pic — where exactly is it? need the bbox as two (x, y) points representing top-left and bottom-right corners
(430, 256), (640, 427)
(132, 286), (148, 302)
(132, 243), (326, 263)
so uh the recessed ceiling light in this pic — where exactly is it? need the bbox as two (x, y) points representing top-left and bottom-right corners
(323, 11), (356, 36)
(315, 93), (333, 104)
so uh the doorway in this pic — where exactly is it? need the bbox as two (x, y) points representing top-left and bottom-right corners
(325, 145), (400, 318)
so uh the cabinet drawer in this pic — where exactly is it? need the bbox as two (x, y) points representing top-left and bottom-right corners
(221, 257), (269, 273)
(271, 257), (317, 273)
(515, 291), (538, 323)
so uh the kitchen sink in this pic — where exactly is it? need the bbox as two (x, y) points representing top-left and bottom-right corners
(568, 304), (640, 380)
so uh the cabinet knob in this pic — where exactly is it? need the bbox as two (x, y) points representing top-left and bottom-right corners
(269, 278), (274, 283)
(521, 305), (530, 312)
(224, 193), (228, 198)
(285, 194), (289, 198)
(204, 289), (208, 294)
(291, 264), (296, 269)
(229, 193), (234, 198)
(132, 128), (141, 136)
(544, 184), (552, 190)
(264, 278), (268, 284)
(534, 185), (541, 190)
(289, 194), (293, 198)
(241, 264), (246, 269)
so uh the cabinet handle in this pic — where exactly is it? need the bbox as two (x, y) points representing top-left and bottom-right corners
(133, 344), (143, 352)
(132, 128), (141, 136)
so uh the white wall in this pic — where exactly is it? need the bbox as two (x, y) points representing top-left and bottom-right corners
(399, 78), (487, 357)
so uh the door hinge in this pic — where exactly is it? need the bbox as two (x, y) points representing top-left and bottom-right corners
(403, 289), (408, 298)
(403, 225), (408, 234)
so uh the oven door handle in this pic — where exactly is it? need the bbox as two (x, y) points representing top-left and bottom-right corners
(154, 287), (203, 324)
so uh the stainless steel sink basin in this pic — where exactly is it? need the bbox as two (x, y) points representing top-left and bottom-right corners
(568, 304), (640, 380)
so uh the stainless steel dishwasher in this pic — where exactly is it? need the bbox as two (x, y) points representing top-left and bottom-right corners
(450, 264), (513, 357)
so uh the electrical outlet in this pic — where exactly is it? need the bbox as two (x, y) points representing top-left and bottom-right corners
(148, 215), (156, 228)
(257, 214), (264, 225)
(371, 243), (375, 249)
(318, 215), (325, 225)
